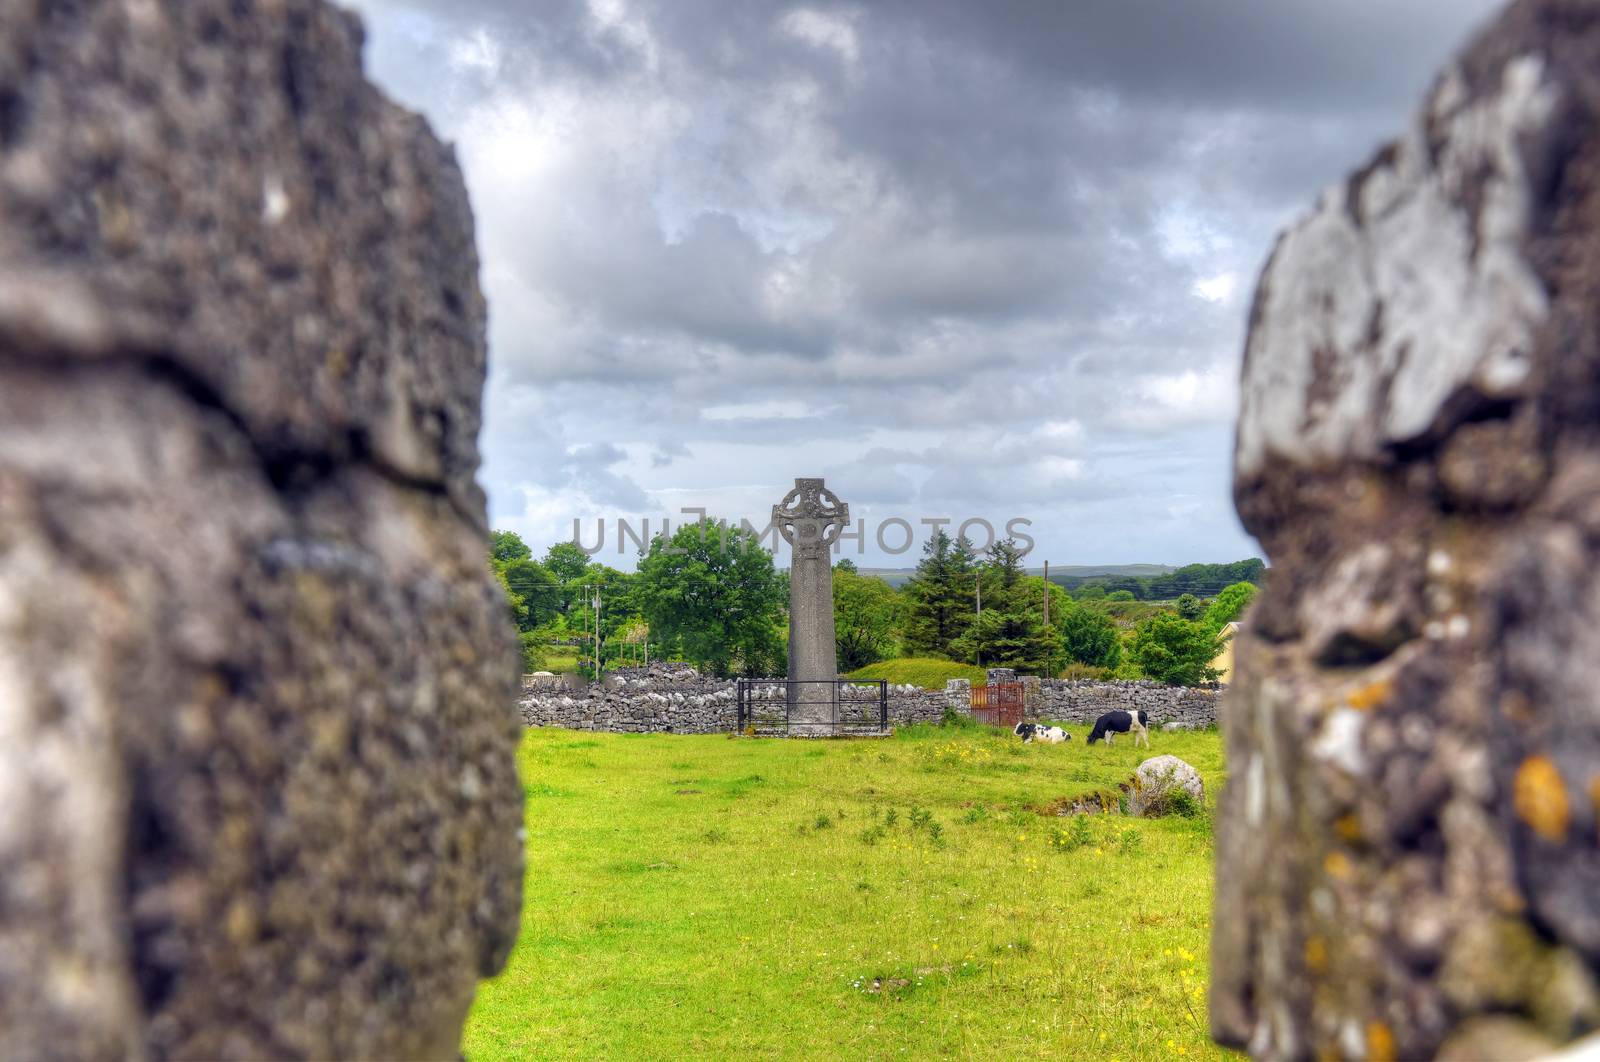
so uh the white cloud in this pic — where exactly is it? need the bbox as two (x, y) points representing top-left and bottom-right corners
(701, 399), (823, 421)
(780, 8), (861, 66)
(1193, 273), (1237, 303)
(345, 0), (1503, 567)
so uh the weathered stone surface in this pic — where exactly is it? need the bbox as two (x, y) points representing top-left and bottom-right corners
(1215, 2), (1600, 1057)
(1435, 1017), (1559, 1061)
(1129, 755), (1205, 817)
(0, 3), (523, 1058)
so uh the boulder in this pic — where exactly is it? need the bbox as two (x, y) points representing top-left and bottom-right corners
(0, 3), (522, 1058)
(1128, 755), (1205, 817)
(1214, 2), (1600, 1057)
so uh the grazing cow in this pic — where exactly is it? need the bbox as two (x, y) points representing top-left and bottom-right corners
(1087, 710), (1149, 748)
(1014, 722), (1070, 744)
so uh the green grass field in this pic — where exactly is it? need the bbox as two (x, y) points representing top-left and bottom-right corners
(845, 656), (988, 688)
(539, 649), (580, 674)
(464, 723), (1236, 1060)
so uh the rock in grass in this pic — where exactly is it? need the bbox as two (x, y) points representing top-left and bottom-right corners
(0, 2), (521, 1058)
(1214, 2), (1600, 1057)
(1128, 756), (1205, 817)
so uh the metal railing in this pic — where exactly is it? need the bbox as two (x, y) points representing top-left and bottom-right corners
(734, 679), (889, 734)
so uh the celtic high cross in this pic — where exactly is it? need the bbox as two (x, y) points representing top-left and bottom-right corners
(771, 478), (850, 734)
(771, 478), (849, 561)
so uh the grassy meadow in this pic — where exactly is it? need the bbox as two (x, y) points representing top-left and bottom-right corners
(844, 656), (989, 688)
(538, 649), (581, 674)
(464, 722), (1236, 1060)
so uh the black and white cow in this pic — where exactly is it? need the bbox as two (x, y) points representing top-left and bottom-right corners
(1014, 722), (1070, 744)
(1086, 710), (1149, 748)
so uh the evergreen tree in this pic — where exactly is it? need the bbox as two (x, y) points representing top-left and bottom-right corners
(900, 529), (977, 658)
(950, 538), (1061, 673)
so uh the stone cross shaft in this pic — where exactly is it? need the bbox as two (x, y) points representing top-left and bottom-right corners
(772, 478), (849, 734)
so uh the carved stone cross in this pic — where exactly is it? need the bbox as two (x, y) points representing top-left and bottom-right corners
(771, 478), (850, 562)
(771, 478), (850, 734)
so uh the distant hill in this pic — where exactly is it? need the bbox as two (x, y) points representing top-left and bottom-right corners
(857, 562), (1176, 589)
(856, 559), (1265, 599)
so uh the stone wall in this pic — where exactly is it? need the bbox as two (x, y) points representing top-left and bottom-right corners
(521, 665), (740, 733)
(0, 3), (523, 1058)
(518, 666), (951, 733)
(519, 669), (1219, 733)
(1037, 680), (1220, 729)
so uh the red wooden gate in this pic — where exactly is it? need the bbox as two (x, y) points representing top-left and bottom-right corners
(970, 683), (1025, 728)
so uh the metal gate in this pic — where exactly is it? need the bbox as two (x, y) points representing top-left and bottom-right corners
(734, 679), (889, 735)
(970, 682), (1025, 729)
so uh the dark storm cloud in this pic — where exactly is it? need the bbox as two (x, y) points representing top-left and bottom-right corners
(348, 0), (1507, 563)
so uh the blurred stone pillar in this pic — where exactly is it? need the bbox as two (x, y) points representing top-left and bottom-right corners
(1213, 3), (1600, 1058)
(0, 2), (523, 1057)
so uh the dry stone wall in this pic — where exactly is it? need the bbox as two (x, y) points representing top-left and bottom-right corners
(519, 668), (1221, 733)
(0, 3), (522, 1058)
(1214, 2), (1600, 1057)
(1036, 680), (1220, 729)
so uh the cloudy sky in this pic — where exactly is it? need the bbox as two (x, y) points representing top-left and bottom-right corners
(346, 0), (1503, 570)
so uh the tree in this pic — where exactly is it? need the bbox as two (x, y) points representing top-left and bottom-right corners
(1142, 558), (1266, 598)
(949, 539), (1061, 673)
(500, 557), (562, 631)
(1107, 589), (1136, 602)
(543, 541), (592, 585)
(565, 564), (640, 673)
(951, 604), (1058, 675)
(491, 529), (533, 564)
(833, 568), (899, 672)
(984, 537), (1028, 595)
(488, 531), (549, 671)
(489, 559), (526, 628)
(1058, 601), (1122, 669)
(1175, 593), (1205, 620)
(901, 529), (977, 658)
(634, 519), (785, 677)
(1203, 581), (1258, 633)
(1128, 613), (1222, 686)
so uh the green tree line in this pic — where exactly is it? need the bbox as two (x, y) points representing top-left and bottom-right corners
(489, 520), (1259, 686)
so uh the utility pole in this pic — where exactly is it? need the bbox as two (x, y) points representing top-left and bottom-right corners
(592, 588), (602, 679)
(974, 572), (983, 669)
